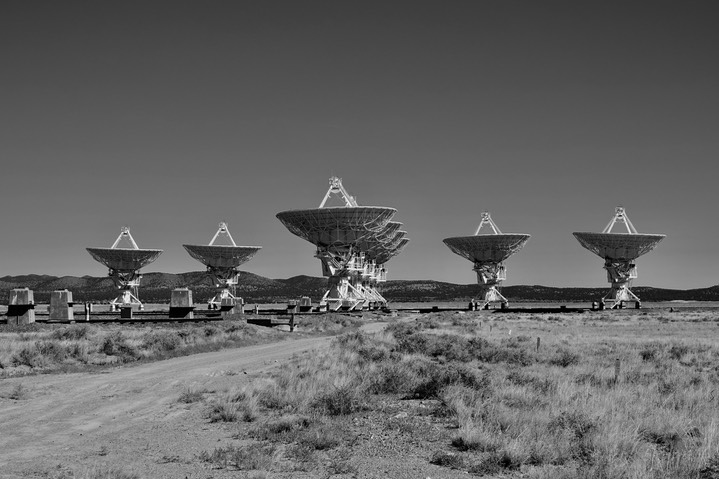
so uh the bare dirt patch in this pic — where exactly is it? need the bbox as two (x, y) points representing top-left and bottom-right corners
(0, 335), (332, 479)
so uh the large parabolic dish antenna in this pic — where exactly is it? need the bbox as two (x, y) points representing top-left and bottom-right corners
(276, 176), (407, 311)
(443, 212), (530, 310)
(86, 227), (163, 310)
(183, 222), (261, 312)
(573, 206), (665, 309)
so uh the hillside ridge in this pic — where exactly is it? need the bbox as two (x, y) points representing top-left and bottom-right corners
(1, 273), (718, 303)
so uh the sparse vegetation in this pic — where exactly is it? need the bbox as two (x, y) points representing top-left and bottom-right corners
(0, 312), (363, 377)
(0, 319), (289, 376)
(189, 309), (719, 478)
(5, 307), (719, 477)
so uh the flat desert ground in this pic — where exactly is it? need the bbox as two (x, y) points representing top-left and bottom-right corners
(1, 305), (719, 478)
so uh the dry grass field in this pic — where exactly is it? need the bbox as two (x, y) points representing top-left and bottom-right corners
(190, 307), (719, 478)
(0, 313), (363, 377)
(2, 307), (719, 478)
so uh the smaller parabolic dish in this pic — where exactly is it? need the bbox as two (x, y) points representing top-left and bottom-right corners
(183, 245), (261, 269)
(443, 234), (531, 264)
(86, 248), (163, 271)
(572, 233), (665, 261)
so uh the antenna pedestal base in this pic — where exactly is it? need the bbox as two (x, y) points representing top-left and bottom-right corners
(208, 288), (244, 317)
(110, 288), (144, 312)
(602, 284), (641, 310)
(473, 286), (509, 310)
(321, 276), (364, 312)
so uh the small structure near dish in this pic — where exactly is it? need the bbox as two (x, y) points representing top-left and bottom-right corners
(169, 287), (195, 319)
(49, 289), (74, 321)
(87, 227), (163, 316)
(183, 222), (261, 315)
(7, 287), (35, 325)
(573, 206), (665, 309)
(444, 212), (530, 310)
(276, 177), (408, 311)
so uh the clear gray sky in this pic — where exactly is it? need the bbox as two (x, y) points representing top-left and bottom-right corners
(1, 1), (717, 289)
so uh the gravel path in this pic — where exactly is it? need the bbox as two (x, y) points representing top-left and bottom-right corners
(0, 334), (335, 478)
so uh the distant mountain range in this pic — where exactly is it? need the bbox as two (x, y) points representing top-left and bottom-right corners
(1, 272), (719, 304)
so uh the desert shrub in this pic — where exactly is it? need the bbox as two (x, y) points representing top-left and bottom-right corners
(11, 345), (45, 368)
(393, 330), (429, 355)
(142, 330), (182, 352)
(548, 347), (581, 367)
(639, 343), (663, 362)
(368, 361), (418, 394)
(657, 377), (678, 395)
(312, 382), (367, 415)
(256, 383), (293, 411)
(548, 410), (596, 442)
(669, 343), (690, 360)
(35, 341), (68, 362)
(199, 444), (275, 471)
(335, 331), (390, 363)
(99, 331), (139, 361)
(250, 415), (311, 442)
(203, 325), (220, 337)
(574, 372), (607, 387)
(301, 422), (351, 450)
(506, 369), (557, 394)
(326, 447), (357, 475)
(51, 325), (89, 341)
(411, 363), (489, 399)
(178, 386), (205, 404)
(61, 466), (141, 479)
(638, 427), (684, 453)
(451, 427), (501, 452)
(475, 342), (535, 366)
(697, 454), (719, 478)
(206, 398), (239, 422)
(427, 334), (473, 362)
(429, 451), (466, 469)
(467, 450), (522, 474)
(66, 342), (89, 362)
(391, 329), (478, 363)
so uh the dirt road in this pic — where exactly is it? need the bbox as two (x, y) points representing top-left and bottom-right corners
(0, 334), (342, 478)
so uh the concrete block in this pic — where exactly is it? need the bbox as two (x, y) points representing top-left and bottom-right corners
(49, 290), (74, 321)
(169, 288), (194, 319)
(8, 288), (35, 324)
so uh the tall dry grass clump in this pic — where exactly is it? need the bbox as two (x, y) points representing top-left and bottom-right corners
(0, 320), (280, 376)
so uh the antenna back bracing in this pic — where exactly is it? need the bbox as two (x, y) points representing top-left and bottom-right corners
(573, 206), (665, 309)
(86, 227), (163, 311)
(443, 212), (530, 310)
(277, 176), (408, 311)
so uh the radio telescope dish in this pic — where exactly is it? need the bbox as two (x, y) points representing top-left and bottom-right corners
(276, 176), (408, 311)
(573, 206), (665, 309)
(86, 227), (163, 310)
(183, 222), (261, 312)
(443, 212), (530, 310)
(276, 207), (397, 247)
